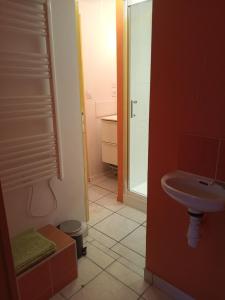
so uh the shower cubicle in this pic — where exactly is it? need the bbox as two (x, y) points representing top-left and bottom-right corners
(128, 0), (152, 198)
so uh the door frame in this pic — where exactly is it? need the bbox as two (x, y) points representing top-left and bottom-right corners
(79, 0), (147, 209)
(75, 0), (89, 221)
(116, 0), (124, 202)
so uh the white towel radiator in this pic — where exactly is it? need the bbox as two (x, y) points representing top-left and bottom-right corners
(0, 0), (63, 192)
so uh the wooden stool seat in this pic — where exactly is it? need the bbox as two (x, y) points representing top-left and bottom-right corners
(17, 225), (78, 300)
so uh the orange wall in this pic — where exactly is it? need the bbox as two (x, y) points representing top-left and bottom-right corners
(146, 1), (225, 299)
(0, 185), (19, 300)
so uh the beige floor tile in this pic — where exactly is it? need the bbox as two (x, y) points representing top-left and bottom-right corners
(70, 272), (137, 300)
(142, 286), (173, 300)
(50, 294), (64, 300)
(111, 243), (145, 268)
(60, 257), (102, 299)
(88, 227), (117, 248)
(84, 235), (94, 243)
(94, 213), (139, 241)
(95, 192), (125, 212)
(86, 243), (115, 269)
(88, 186), (110, 202)
(117, 206), (146, 224)
(142, 221), (147, 227)
(91, 240), (120, 259)
(106, 261), (149, 295)
(120, 226), (146, 256)
(93, 175), (117, 193)
(88, 203), (113, 226)
(78, 257), (102, 282)
(61, 277), (84, 299)
(117, 257), (144, 277)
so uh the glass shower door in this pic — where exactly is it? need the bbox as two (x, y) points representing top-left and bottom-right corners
(128, 0), (152, 197)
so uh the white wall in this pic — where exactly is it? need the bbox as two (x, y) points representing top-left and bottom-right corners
(79, 0), (117, 180)
(2, 0), (86, 236)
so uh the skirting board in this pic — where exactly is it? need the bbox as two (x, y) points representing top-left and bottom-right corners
(144, 268), (195, 300)
(124, 192), (147, 213)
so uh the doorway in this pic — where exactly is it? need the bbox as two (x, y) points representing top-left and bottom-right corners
(77, 0), (152, 213)
(68, 0), (151, 296)
(78, 0), (118, 201)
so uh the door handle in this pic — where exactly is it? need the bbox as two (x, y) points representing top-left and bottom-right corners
(131, 100), (137, 118)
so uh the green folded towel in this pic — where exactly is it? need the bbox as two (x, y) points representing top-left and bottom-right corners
(12, 228), (56, 275)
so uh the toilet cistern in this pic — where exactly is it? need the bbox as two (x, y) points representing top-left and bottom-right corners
(161, 170), (225, 248)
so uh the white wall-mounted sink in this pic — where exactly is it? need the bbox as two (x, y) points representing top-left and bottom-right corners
(161, 171), (225, 213)
(161, 171), (225, 248)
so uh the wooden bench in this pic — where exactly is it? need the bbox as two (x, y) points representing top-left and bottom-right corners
(16, 225), (78, 300)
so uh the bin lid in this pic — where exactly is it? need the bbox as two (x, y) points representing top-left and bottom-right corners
(59, 220), (82, 235)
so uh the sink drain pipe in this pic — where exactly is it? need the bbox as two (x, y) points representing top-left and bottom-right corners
(187, 209), (204, 248)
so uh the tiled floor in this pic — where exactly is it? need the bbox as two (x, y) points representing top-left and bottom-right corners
(52, 175), (172, 300)
(91, 172), (118, 193)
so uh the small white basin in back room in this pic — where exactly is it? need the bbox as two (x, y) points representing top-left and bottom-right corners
(161, 170), (225, 213)
(161, 170), (225, 248)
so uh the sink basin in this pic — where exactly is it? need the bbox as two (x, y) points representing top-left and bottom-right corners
(161, 170), (225, 248)
(161, 171), (225, 213)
